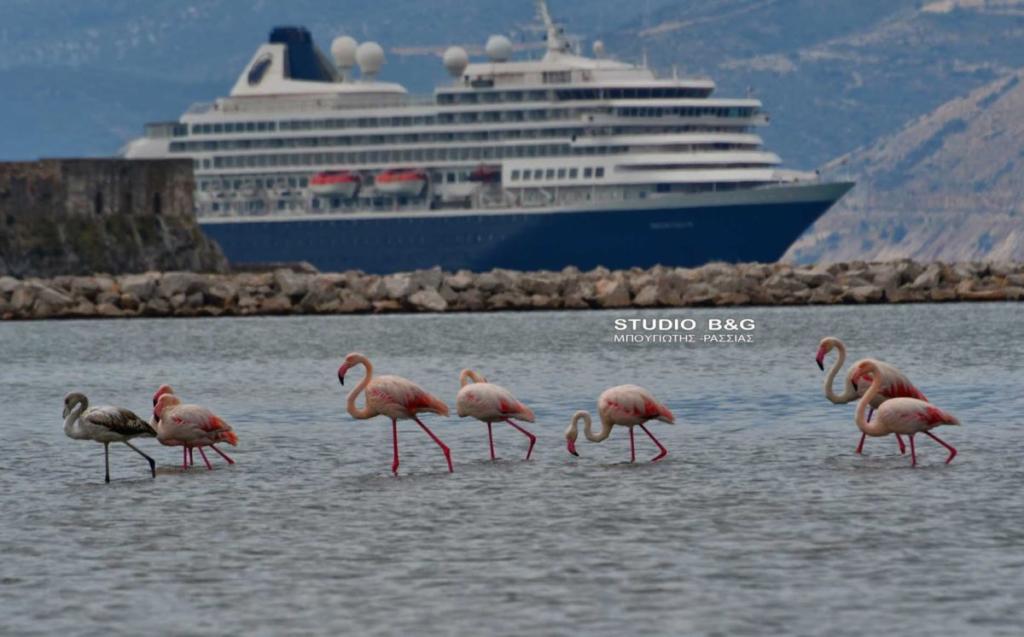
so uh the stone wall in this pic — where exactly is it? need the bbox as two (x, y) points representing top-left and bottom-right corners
(1, 260), (1021, 320)
(0, 158), (226, 277)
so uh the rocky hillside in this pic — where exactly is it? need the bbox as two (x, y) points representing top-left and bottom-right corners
(608, 0), (1024, 168)
(785, 69), (1024, 263)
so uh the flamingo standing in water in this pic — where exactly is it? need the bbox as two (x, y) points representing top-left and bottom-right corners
(338, 352), (453, 474)
(63, 392), (157, 483)
(456, 369), (537, 460)
(816, 336), (927, 455)
(565, 385), (675, 463)
(153, 394), (238, 470)
(151, 385), (235, 468)
(851, 360), (960, 466)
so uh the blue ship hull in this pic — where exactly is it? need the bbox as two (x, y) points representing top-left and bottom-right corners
(200, 183), (852, 273)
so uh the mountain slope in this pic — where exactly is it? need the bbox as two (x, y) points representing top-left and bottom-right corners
(606, 0), (1024, 168)
(785, 70), (1024, 263)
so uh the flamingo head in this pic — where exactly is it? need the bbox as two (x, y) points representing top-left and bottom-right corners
(153, 394), (181, 423)
(815, 337), (837, 371)
(565, 411), (587, 457)
(62, 392), (86, 418)
(152, 384), (175, 407)
(337, 352), (365, 386)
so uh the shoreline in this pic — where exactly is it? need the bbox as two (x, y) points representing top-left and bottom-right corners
(2, 260), (1022, 321)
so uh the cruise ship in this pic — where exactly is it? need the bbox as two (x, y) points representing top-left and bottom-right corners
(123, 0), (852, 274)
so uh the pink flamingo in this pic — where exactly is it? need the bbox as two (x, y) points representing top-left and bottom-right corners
(337, 352), (453, 475)
(151, 385), (235, 467)
(565, 385), (675, 463)
(455, 369), (537, 460)
(153, 394), (239, 470)
(851, 360), (960, 466)
(816, 336), (927, 455)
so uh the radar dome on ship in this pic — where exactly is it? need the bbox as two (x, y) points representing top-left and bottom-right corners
(443, 46), (469, 77)
(356, 41), (385, 78)
(331, 36), (359, 69)
(485, 35), (512, 62)
(592, 40), (606, 58)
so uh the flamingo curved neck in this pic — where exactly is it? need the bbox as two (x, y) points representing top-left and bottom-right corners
(824, 341), (857, 404)
(572, 412), (612, 443)
(346, 356), (375, 420)
(459, 369), (485, 387)
(64, 399), (88, 438)
(855, 373), (888, 437)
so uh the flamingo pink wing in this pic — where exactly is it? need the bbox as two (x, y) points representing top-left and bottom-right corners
(918, 405), (958, 427)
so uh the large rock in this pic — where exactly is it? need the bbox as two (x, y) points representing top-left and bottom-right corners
(0, 276), (19, 297)
(274, 269), (310, 300)
(34, 285), (73, 309)
(160, 271), (208, 298)
(119, 272), (160, 299)
(407, 289), (448, 312)
(910, 264), (942, 290)
(791, 267), (833, 288)
(260, 295), (293, 314)
(409, 267), (444, 291)
(338, 291), (372, 313)
(383, 274), (416, 300)
(633, 285), (659, 307)
(594, 278), (631, 308)
(519, 273), (562, 296)
(445, 271), (475, 292)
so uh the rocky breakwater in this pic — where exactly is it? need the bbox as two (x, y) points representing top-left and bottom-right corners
(1, 260), (1022, 320)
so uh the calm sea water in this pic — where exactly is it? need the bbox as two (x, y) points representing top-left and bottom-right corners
(1, 304), (1022, 636)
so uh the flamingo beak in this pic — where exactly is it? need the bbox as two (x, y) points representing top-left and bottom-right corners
(815, 349), (825, 371)
(567, 438), (579, 457)
(337, 363), (349, 385)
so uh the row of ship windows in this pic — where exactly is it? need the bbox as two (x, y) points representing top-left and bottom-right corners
(201, 144), (631, 169)
(183, 106), (757, 137)
(510, 167), (605, 181)
(437, 87), (711, 104)
(197, 140), (761, 170)
(170, 126), (750, 153)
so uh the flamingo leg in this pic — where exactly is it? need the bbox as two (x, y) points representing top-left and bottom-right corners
(487, 422), (496, 461)
(412, 416), (453, 473)
(182, 447), (189, 470)
(391, 419), (400, 475)
(210, 444), (235, 465)
(124, 441), (157, 478)
(639, 424), (669, 462)
(855, 433), (867, 455)
(923, 430), (957, 465)
(909, 435), (917, 467)
(629, 427), (636, 463)
(895, 434), (907, 455)
(197, 447), (213, 471)
(189, 448), (194, 467)
(104, 442), (111, 484)
(868, 408), (874, 422)
(504, 419), (536, 460)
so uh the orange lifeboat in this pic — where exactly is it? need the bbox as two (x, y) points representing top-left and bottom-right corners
(375, 169), (428, 196)
(310, 171), (360, 197)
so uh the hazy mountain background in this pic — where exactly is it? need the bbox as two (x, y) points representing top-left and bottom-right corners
(3, 0), (1024, 262)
